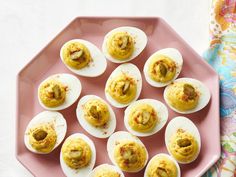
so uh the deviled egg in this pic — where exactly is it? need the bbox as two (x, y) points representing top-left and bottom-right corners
(38, 73), (82, 111)
(164, 77), (211, 114)
(60, 39), (107, 77)
(60, 133), (96, 177)
(76, 95), (116, 138)
(24, 111), (67, 154)
(143, 48), (183, 87)
(144, 153), (180, 177)
(124, 99), (168, 137)
(107, 131), (148, 172)
(102, 26), (147, 63)
(105, 63), (142, 108)
(88, 164), (124, 177)
(165, 116), (201, 164)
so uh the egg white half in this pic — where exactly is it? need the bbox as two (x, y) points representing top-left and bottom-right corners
(76, 95), (116, 138)
(144, 153), (181, 177)
(143, 48), (183, 87)
(102, 26), (147, 63)
(24, 111), (67, 154)
(165, 116), (201, 164)
(124, 99), (168, 137)
(163, 77), (211, 114)
(88, 164), (125, 177)
(105, 63), (142, 108)
(38, 73), (82, 111)
(60, 39), (107, 77)
(107, 131), (149, 172)
(60, 133), (96, 177)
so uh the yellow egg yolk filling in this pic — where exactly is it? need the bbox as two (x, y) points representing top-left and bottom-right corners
(128, 103), (158, 132)
(148, 55), (176, 83)
(107, 32), (134, 60)
(83, 99), (110, 127)
(147, 156), (178, 177)
(39, 80), (66, 108)
(62, 138), (92, 169)
(29, 123), (57, 153)
(169, 129), (199, 163)
(166, 82), (199, 111)
(107, 74), (137, 104)
(62, 41), (91, 69)
(114, 140), (147, 172)
(94, 168), (121, 177)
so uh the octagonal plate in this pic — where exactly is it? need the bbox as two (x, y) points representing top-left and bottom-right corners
(16, 17), (220, 177)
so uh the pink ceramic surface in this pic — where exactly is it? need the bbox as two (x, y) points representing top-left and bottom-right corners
(16, 17), (220, 177)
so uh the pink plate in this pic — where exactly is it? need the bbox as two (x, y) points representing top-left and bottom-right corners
(16, 17), (220, 177)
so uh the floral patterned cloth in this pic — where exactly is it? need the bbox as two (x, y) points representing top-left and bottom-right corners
(203, 0), (236, 176)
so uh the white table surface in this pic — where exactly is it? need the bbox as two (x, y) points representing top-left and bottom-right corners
(0, 0), (210, 176)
